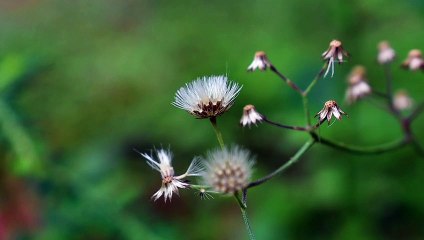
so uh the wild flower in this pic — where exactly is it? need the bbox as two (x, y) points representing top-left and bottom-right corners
(173, 75), (242, 118)
(401, 49), (424, 71)
(139, 148), (204, 202)
(345, 66), (372, 104)
(202, 146), (254, 194)
(240, 104), (264, 127)
(322, 40), (349, 77)
(315, 100), (347, 124)
(393, 90), (413, 111)
(377, 41), (396, 64)
(247, 51), (272, 71)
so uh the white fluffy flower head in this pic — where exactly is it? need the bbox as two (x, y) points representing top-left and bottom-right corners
(140, 148), (204, 202)
(202, 146), (254, 194)
(345, 66), (372, 104)
(173, 75), (242, 118)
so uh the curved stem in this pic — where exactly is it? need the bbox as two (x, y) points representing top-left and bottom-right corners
(303, 62), (328, 96)
(247, 139), (315, 189)
(210, 117), (225, 149)
(234, 193), (255, 240)
(263, 118), (308, 131)
(311, 132), (407, 154)
(263, 117), (325, 131)
(269, 65), (303, 96)
(0, 99), (39, 175)
(408, 101), (424, 121)
(383, 63), (402, 120)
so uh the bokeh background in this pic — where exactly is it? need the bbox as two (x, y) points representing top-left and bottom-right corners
(1, 0), (424, 239)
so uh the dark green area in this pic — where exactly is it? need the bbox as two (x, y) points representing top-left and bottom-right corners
(0, 0), (423, 239)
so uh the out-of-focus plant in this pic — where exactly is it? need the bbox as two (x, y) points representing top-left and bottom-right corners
(138, 40), (424, 239)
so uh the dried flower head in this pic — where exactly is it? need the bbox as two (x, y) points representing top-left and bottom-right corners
(401, 49), (424, 71)
(139, 148), (204, 202)
(345, 66), (372, 104)
(377, 41), (396, 64)
(315, 100), (347, 124)
(173, 75), (242, 119)
(247, 51), (272, 71)
(240, 104), (264, 127)
(393, 90), (413, 111)
(322, 40), (349, 77)
(202, 146), (254, 194)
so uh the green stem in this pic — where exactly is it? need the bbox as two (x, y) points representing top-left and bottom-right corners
(383, 63), (402, 120)
(210, 117), (225, 149)
(269, 65), (303, 96)
(311, 133), (407, 154)
(303, 62), (328, 96)
(247, 139), (315, 189)
(0, 99), (39, 175)
(234, 193), (255, 240)
(302, 95), (311, 126)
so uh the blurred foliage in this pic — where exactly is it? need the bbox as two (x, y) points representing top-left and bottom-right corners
(0, 0), (423, 239)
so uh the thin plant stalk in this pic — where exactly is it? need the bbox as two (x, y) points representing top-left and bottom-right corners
(311, 133), (407, 154)
(235, 192), (255, 240)
(247, 139), (315, 189)
(269, 65), (303, 96)
(210, 117), (225, 149)
(303, 62), (328, 96)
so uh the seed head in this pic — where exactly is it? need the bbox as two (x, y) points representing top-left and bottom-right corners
(202, 146), (254, 194)
(173, 75), (242, 119)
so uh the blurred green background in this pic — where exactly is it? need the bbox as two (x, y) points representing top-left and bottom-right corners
(1, 0), (424, 239)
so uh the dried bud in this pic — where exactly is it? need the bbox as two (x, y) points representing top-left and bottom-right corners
(247, 51), (272, 71)
(393, 90), (413, 111)
(322, 40), (349, 77)
(401, 49), (424, 71)
(202, 146), (254, 194)
(345, 66), (372, 104)
(315, 100), (347, 124)
(377, 41), (396, 64)
(240, 104), (264, 127)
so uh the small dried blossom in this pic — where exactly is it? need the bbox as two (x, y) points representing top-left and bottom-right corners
(377, 41), (396, 64)
(322, 40), (349, 77)
(173, 75), (242, 119)
(140, 148), (204, 202)
(202, 146), (254, 194)
(247, 51), (272, 71)
(240, 104), (264, 127)
(401, 49), (424, 71)
(345, 66), (372, 104)
(315, 100), (347, 124)
(393, 90), (413, 111)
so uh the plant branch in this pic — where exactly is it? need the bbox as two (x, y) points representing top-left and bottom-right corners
(246, 139), (315, 189)
(234, 193), (255, 240)
(311, 132), (407, 154)
(269, 65), (303, 96)
(303, 62), (328, 96)
(408, 101), (424, 121)
(210, 117), (225, 149)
